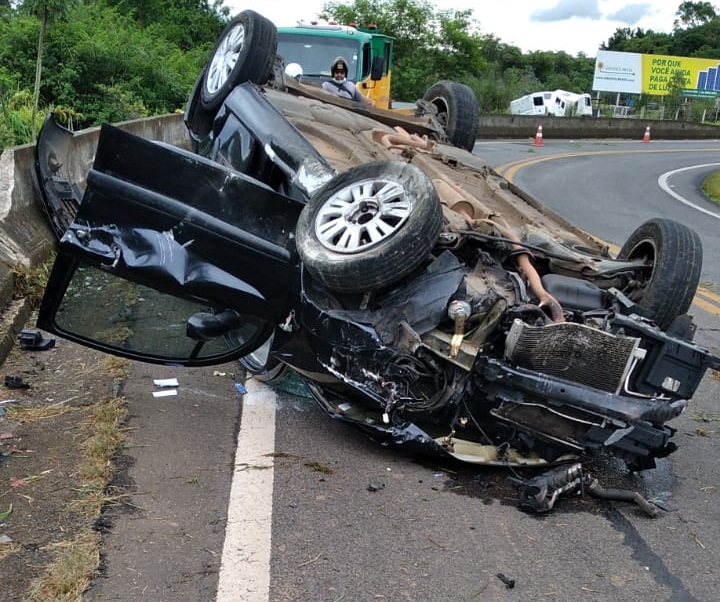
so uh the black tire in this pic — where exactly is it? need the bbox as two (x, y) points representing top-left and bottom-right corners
(239, 333), (289, 384)
(200, 10), (278, 110)
(184, 68), (215, 144)
(618, 218), (702, 330)
(296, 161), (443, 294)
(422, 80), (480, 151)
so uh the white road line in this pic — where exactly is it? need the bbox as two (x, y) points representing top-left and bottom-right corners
(217, 378), (276, 602)
(658, 163), (720, 219)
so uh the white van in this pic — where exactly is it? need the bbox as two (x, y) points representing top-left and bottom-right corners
(510, 91), (552, 115)
(547, 90), (592, 117)
(510, 90), (592, 117)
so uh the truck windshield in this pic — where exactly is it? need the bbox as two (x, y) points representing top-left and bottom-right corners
(277, 33), (360, 80)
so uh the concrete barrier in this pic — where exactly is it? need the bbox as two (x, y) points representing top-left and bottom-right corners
(0, 112), (188, 362)
(1, 109), (718, 362)
(477, 114), (720, 140)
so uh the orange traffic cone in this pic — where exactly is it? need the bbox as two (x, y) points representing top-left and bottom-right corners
(533, 124), (543, 147)
(642, 125), (651, 143)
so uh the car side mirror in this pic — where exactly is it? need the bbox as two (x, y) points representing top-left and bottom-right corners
(187, 309), (244, 341)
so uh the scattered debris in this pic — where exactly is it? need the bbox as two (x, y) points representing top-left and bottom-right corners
(3, 376), (30, 389)
(496, 573), (516, 589)
(152, 389), (177, 398)
(0, 534), (13, 544)
(692, 532), (706, 549)
(652, 498), (679, 512)
(16, 329), (55, 351)
(0, 503), (13, 520)
(152, 377), (179, 397)
(649, 491), (678, 512)
(510, 463), (659, 517)
(367, 482), (385, 492)
(510, 464), (585, 513)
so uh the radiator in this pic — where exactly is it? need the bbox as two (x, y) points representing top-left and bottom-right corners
(504, 319), (640, 393)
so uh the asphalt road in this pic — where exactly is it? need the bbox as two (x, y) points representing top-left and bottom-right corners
(476, 137), (720, 284)
(84, 140), (720, 602)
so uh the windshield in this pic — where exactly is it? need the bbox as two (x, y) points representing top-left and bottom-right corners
(277, 33), (360, 80)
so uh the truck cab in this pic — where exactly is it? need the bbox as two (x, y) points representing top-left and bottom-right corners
(276, 21), (393, 109)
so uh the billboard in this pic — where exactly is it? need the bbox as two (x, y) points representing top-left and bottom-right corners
(593, 50), (720, 96)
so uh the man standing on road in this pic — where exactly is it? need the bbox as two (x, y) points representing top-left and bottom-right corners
(322, 56), (375, 106)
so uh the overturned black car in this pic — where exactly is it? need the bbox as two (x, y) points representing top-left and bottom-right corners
(34, 10), (719, 513)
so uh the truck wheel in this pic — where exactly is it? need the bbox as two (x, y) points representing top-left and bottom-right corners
(422, 80), (480, 151)
(618, 218), (702, 330)
(296, 161), (442, 294)
(201, 10), (278, 110)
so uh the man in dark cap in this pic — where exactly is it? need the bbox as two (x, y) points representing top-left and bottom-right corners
(322, 56), (375, 105)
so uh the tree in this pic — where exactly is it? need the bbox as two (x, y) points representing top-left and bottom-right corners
(18, 0), (77, 139)
(673, 1), (718, 30)
(602, 27), (674, 54)
(103, 0), (227, 50)
(671, 19), (720, 57)
(322, 0), (491, 102)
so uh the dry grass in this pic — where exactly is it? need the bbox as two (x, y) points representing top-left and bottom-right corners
(17, 393), (127, 600)
(25, 532), (101, 602)
(2, 254), (133, 598)
(11, 257), (54, 308)
(76, 396), (128, 511)
(9, 360), (129, 600)
(99, 357), (130, 380)
(0, 541), (22, 561)
(5, 404), (72, 422)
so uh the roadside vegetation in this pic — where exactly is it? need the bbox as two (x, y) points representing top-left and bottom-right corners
(2, 1), (720, 152)
(702, 171), (720, 205)
(1, 340), (130, 601)
(3, 254), (131, 600)
(12, 391), (127, 602)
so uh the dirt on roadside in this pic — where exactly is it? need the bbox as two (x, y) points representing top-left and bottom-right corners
(0, 330), (124, 602)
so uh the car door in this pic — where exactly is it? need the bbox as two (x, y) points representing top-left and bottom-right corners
(37, 123), (304, 366)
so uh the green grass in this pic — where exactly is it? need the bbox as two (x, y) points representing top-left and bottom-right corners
(702, 171), (720, 205)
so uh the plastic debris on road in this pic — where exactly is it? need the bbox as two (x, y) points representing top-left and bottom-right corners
(17, 329), (55, 351)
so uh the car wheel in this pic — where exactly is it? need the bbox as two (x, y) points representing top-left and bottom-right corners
(618, 218), (702, 330)
(200, 10), (278, 110)
(239, 333), (289, 384)
(422, 80), (480, 152)
(296, 161), (443, 294)
(185, 68), (215, 144)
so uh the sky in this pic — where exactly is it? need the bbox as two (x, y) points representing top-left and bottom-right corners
(222, 0), (682, 56)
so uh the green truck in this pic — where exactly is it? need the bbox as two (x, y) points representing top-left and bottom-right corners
(274, 18), (480, 150)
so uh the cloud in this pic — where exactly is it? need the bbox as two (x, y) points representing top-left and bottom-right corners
(530, 0), (601, 23)
(606, 4), (655, 26)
